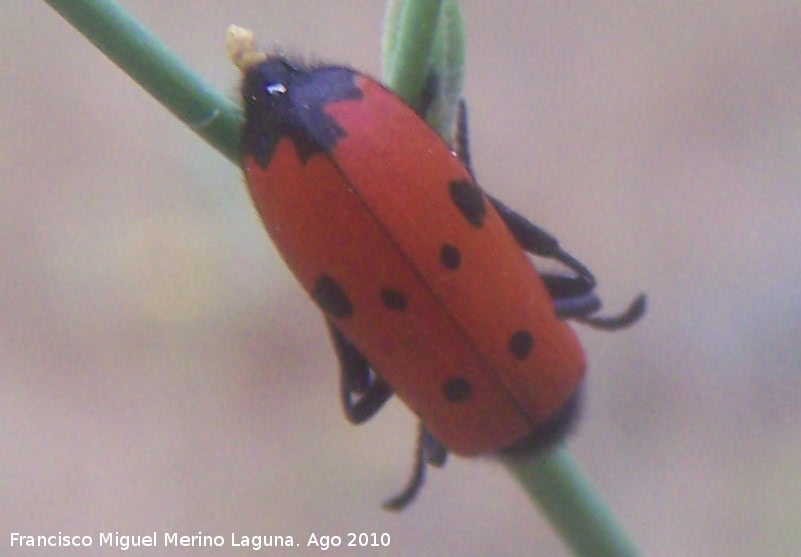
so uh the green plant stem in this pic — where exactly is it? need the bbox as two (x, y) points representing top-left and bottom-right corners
(43, 0), (242, 163)
(504, 446), (641, 557)
(381, 0), (444, 108)
(43, 1), (642, 555)
(383, 0), (464, 142)
(424, 0), (465, 137)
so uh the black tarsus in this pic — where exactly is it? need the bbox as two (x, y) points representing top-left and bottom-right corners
(572, 293), (647, 330)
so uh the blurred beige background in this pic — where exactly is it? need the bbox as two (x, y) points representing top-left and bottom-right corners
(3, 1), (801, 556)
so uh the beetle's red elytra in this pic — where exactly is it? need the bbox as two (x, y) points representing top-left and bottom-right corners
(227, 26), (645, 509)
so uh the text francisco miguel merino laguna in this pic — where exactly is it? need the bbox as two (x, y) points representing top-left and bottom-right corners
(9, 532), (314, 551)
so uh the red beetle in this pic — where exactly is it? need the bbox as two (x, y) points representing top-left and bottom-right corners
(229, 29), (644, 509)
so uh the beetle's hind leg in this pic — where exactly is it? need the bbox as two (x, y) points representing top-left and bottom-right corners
(383, 423), (447, 511)
(326, 320), (393, 424)
(542, 274), (646, 330)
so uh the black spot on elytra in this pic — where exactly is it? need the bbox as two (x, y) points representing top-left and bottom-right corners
(442, 377), (472, 403)
(449, 180), (486, 227)
(241, 59), (364, 167)
(508, 330), (534, 360)
(311, 275), (353, 319)
(439, 244), (461, 270)
(380, 288), (407, 311)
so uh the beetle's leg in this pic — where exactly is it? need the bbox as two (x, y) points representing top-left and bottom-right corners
(489, 196), (599, 287)
(541, 272), (596, 300)
(455, 102), (597, 283)
(485, 188), (647, 329)
(417, 71), (439, 120)
(541, 272), (603, 318)
(383, 423), (447, 511)
(455, 101), (475, 176)
(548, 286), (603, 319)
(572, 293), (646, 330)
(455, 102), (646, 330)
(542, 277), (646, 330)
(326, 320), (393, 424)
(490, 199), (646, 329)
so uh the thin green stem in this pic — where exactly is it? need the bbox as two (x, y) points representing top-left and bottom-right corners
(43, 0), (242, 163)
(504, 447), (641, 557)
(424, 0), (465, 137)
(382, 0), (464, 140)
(381, 0), (444, 109)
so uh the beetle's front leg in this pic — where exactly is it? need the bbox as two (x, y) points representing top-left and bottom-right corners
(326, 320), (393, 424)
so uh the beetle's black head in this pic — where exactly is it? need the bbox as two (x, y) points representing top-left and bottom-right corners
(240, 57), (363, 167)
(241, 58), (299, 120)
(240, 58), (305, 166)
